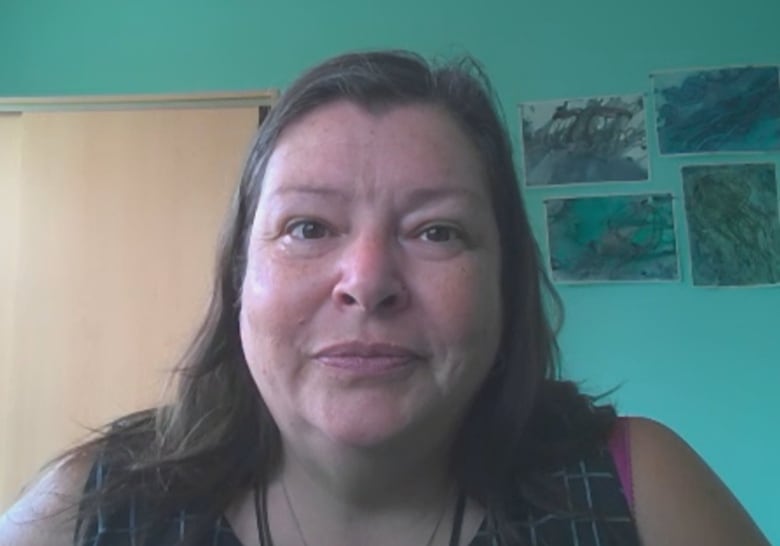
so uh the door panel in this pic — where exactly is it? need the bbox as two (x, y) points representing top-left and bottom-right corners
(0, 114), (23, 508)
(0, 107), (258, 509)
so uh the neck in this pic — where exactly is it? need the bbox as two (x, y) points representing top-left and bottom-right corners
(263, 432), (457, 546)
(282, 431), (453, 511)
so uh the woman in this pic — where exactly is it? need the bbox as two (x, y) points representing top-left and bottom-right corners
(0, 50), (769, 546)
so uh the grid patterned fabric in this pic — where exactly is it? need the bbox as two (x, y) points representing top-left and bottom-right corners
(76, 446), (639, 546)
(469, 448), (640, 546)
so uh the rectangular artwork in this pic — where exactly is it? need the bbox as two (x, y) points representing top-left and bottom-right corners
(520, 94), (649, 186)
(545, 193), (679, 283)
(682, 163), (780, 287)
(653, 65), (780, 155)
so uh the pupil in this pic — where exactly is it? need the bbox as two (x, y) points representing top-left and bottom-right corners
(428, 227), (449, 241)
(303, 223), (322, 238)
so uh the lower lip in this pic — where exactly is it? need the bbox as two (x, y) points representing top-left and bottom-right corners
(315, 356), (416, 376)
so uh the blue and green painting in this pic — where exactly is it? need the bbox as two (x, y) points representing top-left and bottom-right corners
(545, 194), (679, 282)
(520, 94), (648, 185)
(682, 163), (780, 286)
(653, 65), (780, 154)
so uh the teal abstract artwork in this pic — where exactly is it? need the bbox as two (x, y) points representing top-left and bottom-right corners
(545, 194), (679, 282)
(653, 66), (780, 155)
(521, 94), (649, 186)
(682, 163), (780, 286)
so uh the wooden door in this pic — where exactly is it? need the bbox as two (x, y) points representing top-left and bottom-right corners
(0, 105), (261, 509)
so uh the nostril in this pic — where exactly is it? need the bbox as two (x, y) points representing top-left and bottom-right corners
(339, 293), (358, 306)
(379, 294), (398, 308)
(333, 280), (408, 312)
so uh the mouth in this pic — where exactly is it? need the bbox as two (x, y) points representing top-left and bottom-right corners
(312, 342), (422, 374)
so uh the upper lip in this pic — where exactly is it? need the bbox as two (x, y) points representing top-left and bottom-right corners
(313, 342), (421, 358)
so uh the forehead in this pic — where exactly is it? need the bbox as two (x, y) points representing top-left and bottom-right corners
(261, 100), (488, 198)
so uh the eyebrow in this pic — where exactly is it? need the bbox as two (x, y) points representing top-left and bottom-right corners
(267, 185), (351, 201)
(401, 186), (488, 207)
(266, 184), (489, 208)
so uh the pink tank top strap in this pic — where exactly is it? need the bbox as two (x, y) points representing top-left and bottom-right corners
(608, 416), (635, 511)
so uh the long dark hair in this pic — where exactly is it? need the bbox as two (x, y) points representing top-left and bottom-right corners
(68, 50), (616, 544)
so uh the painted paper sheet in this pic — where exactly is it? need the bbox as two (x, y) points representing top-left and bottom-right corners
(520, 94), (648, 186)
(653, 65), (780, 155)
(682, 163), (780, 286)
(545, 193), (679, 282)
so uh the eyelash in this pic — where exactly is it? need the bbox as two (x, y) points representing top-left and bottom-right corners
(284, 219), (332, 240)
(282, 219), (467, 245)
(417, 224), (465, 243)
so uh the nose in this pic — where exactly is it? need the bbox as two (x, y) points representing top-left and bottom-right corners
(332, 232), (409, 314)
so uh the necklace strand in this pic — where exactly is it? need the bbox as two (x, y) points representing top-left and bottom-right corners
(281, 479), (311, 546)
(275, 479), (452, 546)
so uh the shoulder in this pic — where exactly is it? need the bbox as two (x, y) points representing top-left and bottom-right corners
(625, 417), (769, 546)
(0, 451), (94, 546)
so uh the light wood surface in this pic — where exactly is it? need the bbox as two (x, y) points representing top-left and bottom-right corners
(0, 115), (24, 510)
(0, 90), (277, 112)
(0, 107), (258, 510)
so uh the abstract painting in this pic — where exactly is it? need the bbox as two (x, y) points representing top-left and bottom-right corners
(682, 163), (780, 286)
(653, 65), (780, 155)
(520, 94), (648, 186)
(545, 193), (679, 283)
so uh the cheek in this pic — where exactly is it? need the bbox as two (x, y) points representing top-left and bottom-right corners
(416, 261), (501, 409)
(242, 252), (323, 328)
(239, 253), (325, 381)
(427, 261), (502, 355)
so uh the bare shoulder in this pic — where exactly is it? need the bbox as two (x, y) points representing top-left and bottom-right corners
(626, 416), (769, 546)
(0, 451), (93, 546)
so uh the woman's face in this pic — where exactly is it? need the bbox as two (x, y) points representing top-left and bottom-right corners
(239, 100), (502, 451)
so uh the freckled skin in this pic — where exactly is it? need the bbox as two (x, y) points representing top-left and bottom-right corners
(239, 101), (502, 452)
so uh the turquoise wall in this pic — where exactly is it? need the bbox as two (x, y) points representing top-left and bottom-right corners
(2, 0), (777, 540)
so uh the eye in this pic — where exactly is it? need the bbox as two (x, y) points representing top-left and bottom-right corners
(286, 220), (330, 240)
(419, 225), (463, 243)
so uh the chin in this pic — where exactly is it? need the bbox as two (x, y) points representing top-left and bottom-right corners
(324, 426), (403, 448)
(310, 393), (423, 449)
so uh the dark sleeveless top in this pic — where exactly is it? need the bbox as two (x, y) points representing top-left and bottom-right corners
(75, 444), (640, 546)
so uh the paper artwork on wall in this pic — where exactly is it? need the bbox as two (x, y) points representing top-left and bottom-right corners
(520, 94), (649, 186)
(682, 163), (780, 287)
(544, 193), (679, 283)
(653, 65), (780, 155)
